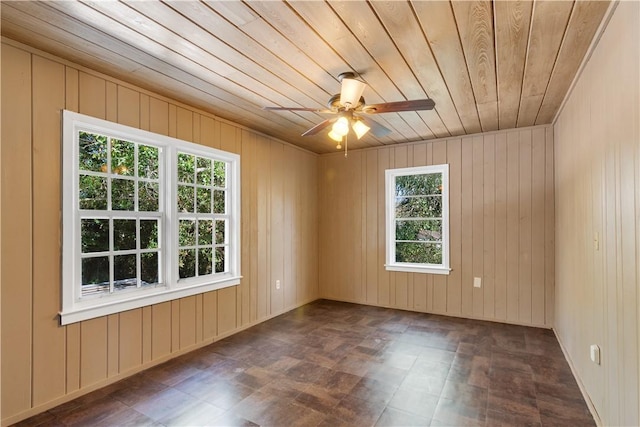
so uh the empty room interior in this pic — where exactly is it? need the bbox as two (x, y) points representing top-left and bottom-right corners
(1, 1), (639, 426)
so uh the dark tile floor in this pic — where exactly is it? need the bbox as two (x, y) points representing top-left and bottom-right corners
(15, 300), (595, 426)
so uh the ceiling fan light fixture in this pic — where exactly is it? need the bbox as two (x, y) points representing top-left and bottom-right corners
(352, 119), (370, 139)
(340, 77), (366, 109)
(332, 116), (350, 136)
(328, 129), (343, 142)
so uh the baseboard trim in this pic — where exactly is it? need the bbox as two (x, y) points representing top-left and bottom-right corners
(552, 328), (603, 426)
(320, 295), (552, 329)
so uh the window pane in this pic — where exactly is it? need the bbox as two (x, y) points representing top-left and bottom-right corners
(81, 219), (109, 253)
(215, 220), (226, 245)
(197, 188), (212, 213)
(396, 220), (442, 241)
(140, 220), (158, 249)
(213, 190), (225, 214)
(79, 132), (107, 173)
(179, 220), (196, 246)
(395, 242), (442, 264)
(111, 139), (135, 176)
(213, 160), (226, 187)
(395, 195), (442, 218)
(141, 252), (159, 285)
(79, 175), (108, 210)
(114, 254), (137, 290)
(178, 153), (195, 183)
(196, 157), (212, 186)
(395, 173), (442, 196)
(215, 247), (225, 273)
(81, 256), (109, 296)
(138, 145), (159, 179)
(112, 178), (135, 210)
(198, 248), (213, 276)
(139, 182), (159, 212)
(198, 219), (213, 245)
(179, 249), (196, 279)
(114, 219), (136, 250)
(178, 185), (194, 213)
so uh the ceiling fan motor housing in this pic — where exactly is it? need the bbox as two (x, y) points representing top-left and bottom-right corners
(328, 94), (365, 111)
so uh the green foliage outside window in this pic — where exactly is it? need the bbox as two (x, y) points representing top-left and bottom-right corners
(394, 173), (443, 265)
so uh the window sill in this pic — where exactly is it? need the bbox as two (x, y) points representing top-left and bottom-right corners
(385, 264), (451, 275)
(60, 275), (241, 325)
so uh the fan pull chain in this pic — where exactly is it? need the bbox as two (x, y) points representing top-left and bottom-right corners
(344, 134), (348, 158)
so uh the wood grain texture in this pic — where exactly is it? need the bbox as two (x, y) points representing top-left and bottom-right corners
(0, 0), (610, 153)
(1, 42), (320, 425)
(554, 3), (639, 425)
(494, 0), (532, 129)
(451, 1), (499, 132)
(319, 126), (554, 327)
(1, 43), (33, 417)
(31, 55), (67, 406)
(517, 0), (573, 127)
(536, 1), (611, 124)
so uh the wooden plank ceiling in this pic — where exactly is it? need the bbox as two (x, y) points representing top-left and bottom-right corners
(1, 1), (609, 154)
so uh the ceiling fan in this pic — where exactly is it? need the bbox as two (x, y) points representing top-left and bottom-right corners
(263, 72), (436, 153)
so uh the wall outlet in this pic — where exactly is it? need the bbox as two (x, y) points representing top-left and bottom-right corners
(473, 277), (482, 288)
(590, 344), (601, 365)
(275, 280), (281, 290)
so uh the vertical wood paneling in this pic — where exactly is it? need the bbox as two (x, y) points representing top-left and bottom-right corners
(179, 297), (197, 349)
(119, 309), (142, 373)
(366, 150), (379, 305)
(460, 138), (474, 315)
(483, 135), (496, 318)
(554, 3), (639, 425)
(531, 128), (546, 325)
(472, 136), (484, 317)
(1, 44), (33, 416)
(506, 131), (520, 321)
(377, 148), (390, 306)
(518, 131), (532, 323)
(270, 142), (285, 314)
(107, 315), (119, 377)
(31, 55), (66, 406)
(80, 319), (108, 387)
(494, 132), (508, 320)
(0, 41), (318, 421)
(151, 302), (172, 360)
(217, 287), (237, 336)
(319, 126), (553, 327)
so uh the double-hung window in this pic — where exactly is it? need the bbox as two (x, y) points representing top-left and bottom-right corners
(61, 111), (240, 325)
(385, 164), (450, 274)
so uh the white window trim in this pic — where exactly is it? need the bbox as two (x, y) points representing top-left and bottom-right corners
(61, 110), (241, 325)
(385, 164), (451, 275)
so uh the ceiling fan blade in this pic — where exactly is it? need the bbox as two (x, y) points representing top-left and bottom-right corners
(301, 118), (336, 136)
(362, 99), (435, 114)
(263, 106), (334, 113)
(359, 116), (392, 138)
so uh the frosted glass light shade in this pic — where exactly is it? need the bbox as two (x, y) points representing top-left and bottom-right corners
(328, 130), (343, 142)
(352, 120), (370, 139)
(340, 78), (366, 109)
(332, 117), (350, 136)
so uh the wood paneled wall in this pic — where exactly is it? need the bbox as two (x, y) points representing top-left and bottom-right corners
(0, 40), (319, 425)
(553, 2), (639, 425)
(318, 126), (555, 327)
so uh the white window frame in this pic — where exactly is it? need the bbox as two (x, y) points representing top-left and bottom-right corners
(385, 164), (451, 275)
(61, 110), (241, 325)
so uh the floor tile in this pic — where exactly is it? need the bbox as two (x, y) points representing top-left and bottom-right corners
(15, 300), (595, 427)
